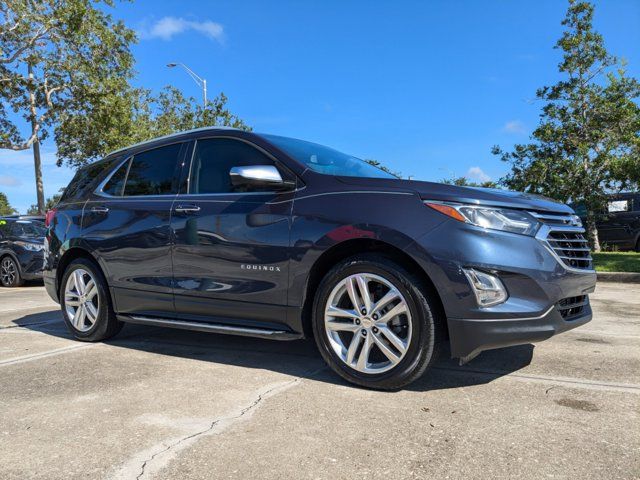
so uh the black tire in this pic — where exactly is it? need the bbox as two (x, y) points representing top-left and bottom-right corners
(60, 258), (123, 341)
(312, 254), (443, 390)
(1, 255), (24, 287)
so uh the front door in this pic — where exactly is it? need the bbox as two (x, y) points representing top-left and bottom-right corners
(170, 137), (296, 330)
(82, 142), (188, 316)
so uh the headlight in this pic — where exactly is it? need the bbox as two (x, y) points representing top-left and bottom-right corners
(425, 202), (540, 236)
(14, 241), (44, 252)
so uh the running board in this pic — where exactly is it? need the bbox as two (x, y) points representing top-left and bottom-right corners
(118, 315), (303, 341)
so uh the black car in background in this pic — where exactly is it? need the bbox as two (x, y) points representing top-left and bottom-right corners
(597, 193), (640, 251)
(0, 218), (46, 287)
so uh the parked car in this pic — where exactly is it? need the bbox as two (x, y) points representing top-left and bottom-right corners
(597, 193), (640, 251)
(0, 218), (46, 287)
(43, 127), (596, 389)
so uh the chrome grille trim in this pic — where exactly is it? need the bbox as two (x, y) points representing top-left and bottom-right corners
(531, 212), (595, 273)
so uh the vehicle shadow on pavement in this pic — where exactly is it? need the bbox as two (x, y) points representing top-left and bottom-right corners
(12, 310), (533, 392)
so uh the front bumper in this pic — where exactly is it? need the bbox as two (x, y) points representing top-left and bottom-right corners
(17, 249), (44, 280)
(448, 301), (592, 362)
(409, 218), (597, 360)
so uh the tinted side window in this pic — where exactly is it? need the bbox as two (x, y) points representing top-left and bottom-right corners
(190, 138), (275, 194)
(103, 158), (131, 196)
(124, 143), (183, 196)
(61, 157), (121, 202)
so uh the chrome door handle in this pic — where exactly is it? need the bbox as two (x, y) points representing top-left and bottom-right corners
(91, 205), (109, 214)
(174, 204), (201, 214)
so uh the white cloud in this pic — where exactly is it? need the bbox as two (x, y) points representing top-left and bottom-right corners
(0, 175), (21, 187)
(467, 167), (491, 183)
(502, 120), (526, 134)
(140, 17), (224, 42)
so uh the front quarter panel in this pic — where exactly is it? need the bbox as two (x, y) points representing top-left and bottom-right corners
(288, 180), (445, 307)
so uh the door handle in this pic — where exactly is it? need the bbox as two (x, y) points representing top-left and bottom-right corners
(174, 204), (201, 214)
(91, 205), (109, 214)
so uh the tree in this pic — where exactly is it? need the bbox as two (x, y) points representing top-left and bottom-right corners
(55, 86), (250, 169)
(1, 0), (136, 214)
(440, 176), (498, 189)
(26, 192), (61, 215)
(0, 192), (17, 215)
(493, 0), (640, 251)
(364, 159), (400, 178)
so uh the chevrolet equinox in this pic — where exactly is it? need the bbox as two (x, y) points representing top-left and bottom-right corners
(43, 127), (597, 389)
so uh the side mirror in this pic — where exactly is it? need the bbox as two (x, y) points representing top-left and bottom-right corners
(229, 165), (294, 190)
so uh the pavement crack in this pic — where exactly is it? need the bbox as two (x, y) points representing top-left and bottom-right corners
(130, 366), (326, 480)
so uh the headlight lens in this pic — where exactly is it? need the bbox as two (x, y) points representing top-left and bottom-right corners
(425, 202), (540, 236)
(14, 241), (44, 252)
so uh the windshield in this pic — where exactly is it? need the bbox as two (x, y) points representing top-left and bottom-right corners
(262, 134), (396, 179)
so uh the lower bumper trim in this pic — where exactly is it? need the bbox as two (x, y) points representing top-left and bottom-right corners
(448, 304), (592, 362)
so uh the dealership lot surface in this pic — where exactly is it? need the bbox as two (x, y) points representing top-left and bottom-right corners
(1, 284), (638, 480)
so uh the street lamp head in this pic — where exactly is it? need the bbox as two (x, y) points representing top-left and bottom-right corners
(166, 63), (178, 68)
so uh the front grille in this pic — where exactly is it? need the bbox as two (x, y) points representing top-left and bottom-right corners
(546, 230), (593, 269)
(557, 295), (588, 320)
(531, 212), (594, 271)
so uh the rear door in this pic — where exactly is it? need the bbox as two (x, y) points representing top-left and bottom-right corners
(82, 142), (189, 317)
(170, 136), (296, 330)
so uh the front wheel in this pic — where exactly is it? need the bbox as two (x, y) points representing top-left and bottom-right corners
(1, 256), (23, 287)
(312, 254), (442, 390)
(60, 258), (123, 341)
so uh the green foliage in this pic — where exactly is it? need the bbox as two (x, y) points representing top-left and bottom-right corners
(55, 86), (251, 168)
(0, 192), (17, 215)
(493, 1), (640, 250)
(0, 0), (136, 151)
(440, 176), (498, 189)
(592, 252), (640, 272)
(26, 193), (61, 215)
(364, 159), (401, 178)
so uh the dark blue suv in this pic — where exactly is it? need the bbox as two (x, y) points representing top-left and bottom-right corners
(43, 128), (596, 389)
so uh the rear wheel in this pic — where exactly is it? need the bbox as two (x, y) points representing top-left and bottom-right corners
(60, 258), (123, 341)
(312, 254), (442, 390)
(1, 256), (23, 287)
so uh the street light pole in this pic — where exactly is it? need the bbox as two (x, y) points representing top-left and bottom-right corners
(166, 62), (207, 108)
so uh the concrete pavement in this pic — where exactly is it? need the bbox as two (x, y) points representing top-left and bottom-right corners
(0, 283), (638, 479)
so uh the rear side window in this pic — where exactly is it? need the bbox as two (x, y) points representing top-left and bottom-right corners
(124, 143), (183, 196)
(190, 138), (276, 194)
(61, 157), (121, 202)
(102, 158), (130, 196)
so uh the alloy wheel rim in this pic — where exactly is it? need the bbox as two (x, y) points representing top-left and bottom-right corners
(64, 268), (99, 332)
(324, 273), (412, 374)
(1, 258), (16, 286)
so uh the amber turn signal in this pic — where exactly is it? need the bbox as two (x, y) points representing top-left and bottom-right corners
(424, 202), (467, 222)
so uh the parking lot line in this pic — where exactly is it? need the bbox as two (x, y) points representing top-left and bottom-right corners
(436, 366), (640, 394)
(0, 343), (96, 367)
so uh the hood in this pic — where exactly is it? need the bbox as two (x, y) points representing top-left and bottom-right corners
(336, 177), (573, 214)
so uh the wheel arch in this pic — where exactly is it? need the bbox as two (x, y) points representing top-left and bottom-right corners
(300, 238), (447, 339)
(56, 247), (103, 297)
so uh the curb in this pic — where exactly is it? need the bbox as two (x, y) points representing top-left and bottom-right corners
(597, 272), (640, 283)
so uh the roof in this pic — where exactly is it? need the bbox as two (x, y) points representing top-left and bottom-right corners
(106, 126), (241, 157)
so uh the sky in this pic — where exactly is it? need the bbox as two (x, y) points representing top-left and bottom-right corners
(2, 0), (639, 213)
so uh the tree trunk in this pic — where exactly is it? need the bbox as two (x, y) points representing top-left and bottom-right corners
(32, 139), (45, 214)
(28, 63), (45, 215)
(585, 213), (601, 252)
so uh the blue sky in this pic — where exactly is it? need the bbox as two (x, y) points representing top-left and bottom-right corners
(2, 0), (639, 213)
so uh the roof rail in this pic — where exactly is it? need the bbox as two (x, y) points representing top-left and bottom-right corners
(105, 126), (240, 157)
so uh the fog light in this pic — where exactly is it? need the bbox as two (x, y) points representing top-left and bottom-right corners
(462, 268), (508, 307)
